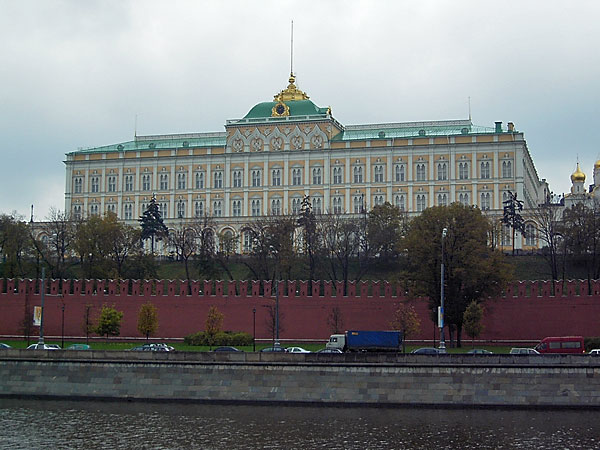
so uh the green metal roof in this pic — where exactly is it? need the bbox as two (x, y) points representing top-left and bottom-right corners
(243, 100), (328, 120)
(332, 121), (499, 141)
(67, 133), (226, 155)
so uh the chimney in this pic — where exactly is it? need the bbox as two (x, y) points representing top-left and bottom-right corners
(507, 122), (514, 132)
(495, 121), (502, 133)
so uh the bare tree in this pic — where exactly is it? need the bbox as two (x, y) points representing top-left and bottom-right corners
(326, 306), (345, 334)
(168, 220), (198, 291)
(530, 202), (564, 290)
(30, 208), (76, 279)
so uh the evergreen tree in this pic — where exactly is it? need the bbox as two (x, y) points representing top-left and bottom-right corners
(502, 191), (526, 255)
(139, 195), (168, 254)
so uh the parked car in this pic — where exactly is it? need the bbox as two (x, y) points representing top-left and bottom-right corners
(411, 347), (447, 355)
(467, 349), (493, 355)
(510, 348), (540, 355)
(130, 343), (173, 352)
(589, 349), (600, 355)
(316, 348), (343, 354)
(286, 346), (311, 353)
(212, 346), (240, 352)
(0, 343), (11, 349)
(66, 344), (91, 350)
(26, 343), (60, 350)
(260, 346), (287, 353)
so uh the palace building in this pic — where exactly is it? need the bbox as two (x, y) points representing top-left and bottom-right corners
(64, 74), (549, 251)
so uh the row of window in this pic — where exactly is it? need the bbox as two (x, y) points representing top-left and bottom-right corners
(73, 161), (514, 194)
(75, 190), (517, 222)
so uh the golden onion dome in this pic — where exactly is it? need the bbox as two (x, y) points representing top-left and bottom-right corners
(571, 163), (586, 183)
(595, 159), (600, 170)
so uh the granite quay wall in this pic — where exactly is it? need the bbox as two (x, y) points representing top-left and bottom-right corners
(1, 351), (599, 408)
(1, 278), (600, 342)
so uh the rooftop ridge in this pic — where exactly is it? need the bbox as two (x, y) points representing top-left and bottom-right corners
(345, 119), (472, 131)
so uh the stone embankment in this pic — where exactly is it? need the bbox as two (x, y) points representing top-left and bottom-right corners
(1, 351), (599, 408)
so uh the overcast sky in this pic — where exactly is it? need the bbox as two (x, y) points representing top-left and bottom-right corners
(1, 0), (599, 220)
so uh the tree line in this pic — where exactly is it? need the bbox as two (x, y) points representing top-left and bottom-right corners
(2, 196), (600, 346)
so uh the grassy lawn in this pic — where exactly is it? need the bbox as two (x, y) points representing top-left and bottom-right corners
(1, 339), (515, 354)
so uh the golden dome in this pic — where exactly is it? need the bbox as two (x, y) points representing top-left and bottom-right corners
(571, 163), (586, 183)
(595, 159), (600, 170)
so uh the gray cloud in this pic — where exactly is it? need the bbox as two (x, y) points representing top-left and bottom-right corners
(1, 0), (599, 218)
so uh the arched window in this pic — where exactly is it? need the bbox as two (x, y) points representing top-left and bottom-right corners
(195, 172), (205, 189)
(251, 199), (261, 216)
(437, 163), (447, 181)
(312, 168), (322, 185)
(272, 169), (281, 186)
(437, 193), (447, 206)
(502, 161), (513, 178)
(395, 164), (405, 182)
(525, 223), (536, 246)
(213, 200), (222, 217)
(459, 162), (469, 180)
(374, 165), (384, 183)
(232, 200), (241, 217)
(416, 194), (427, 212)
(353, 166), (364, 183)
(251, 170), (261, 187)
(481, 161), (490, 179)
(394, 194), (405, 211)
(480, 192), (491, 210)
(416, 164), (426, 181)
(195, 201), (204, 217)
(271, 199), (281, 215)
(333, 167), (343, 184)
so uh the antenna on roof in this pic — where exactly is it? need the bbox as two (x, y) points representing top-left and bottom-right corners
(134, 114), (138, 138)
(290, 20), (294, 76)
(468, 96), (472, 122)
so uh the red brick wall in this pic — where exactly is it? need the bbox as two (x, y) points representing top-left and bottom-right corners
(1, 279), (599, 342)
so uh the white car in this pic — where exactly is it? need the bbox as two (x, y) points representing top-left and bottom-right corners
(27, 343), (60, 350)
(286, 346), (311, 353)
(589, 349), (600, 355)
(510, 347), (540, 355)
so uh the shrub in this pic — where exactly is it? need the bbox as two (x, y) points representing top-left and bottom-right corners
(183, 330), (253, 346)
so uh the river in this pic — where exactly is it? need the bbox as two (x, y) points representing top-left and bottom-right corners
(0, 399), (598, 449)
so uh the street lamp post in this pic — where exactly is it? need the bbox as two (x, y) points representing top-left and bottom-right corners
(61, 303), (65, 348)
(38, 267), (46, 345)
(439, 227), (448, 350)
(275, 277), (280, 348)
(252, 307), (256, 352)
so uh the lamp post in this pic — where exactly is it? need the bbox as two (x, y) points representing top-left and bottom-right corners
(439, 227), (448, 350)
(61, 303), (65, 348)
(252, 307), (256, 352)
(38, 267), (46, 345)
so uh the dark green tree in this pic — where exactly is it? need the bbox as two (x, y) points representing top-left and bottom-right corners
(366, 202), (406, 263)
(139, 196), (168, 254)
(502, 191), (526, 255)
(404, 203), (512, 347)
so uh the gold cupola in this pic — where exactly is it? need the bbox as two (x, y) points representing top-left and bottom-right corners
(571, 163), (586, 183)
(273, 73), (310, 102)
(594, 159), (600, 170)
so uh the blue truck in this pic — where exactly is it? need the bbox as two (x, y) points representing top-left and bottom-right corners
(326, 330), (403, 352)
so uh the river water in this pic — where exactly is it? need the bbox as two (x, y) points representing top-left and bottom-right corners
(0, 398), (598, 449)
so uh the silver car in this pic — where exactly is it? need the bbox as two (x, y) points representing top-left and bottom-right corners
(510, 348), (539, 355)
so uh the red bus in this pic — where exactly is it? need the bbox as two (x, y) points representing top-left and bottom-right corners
(534, 336), (585, 354)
